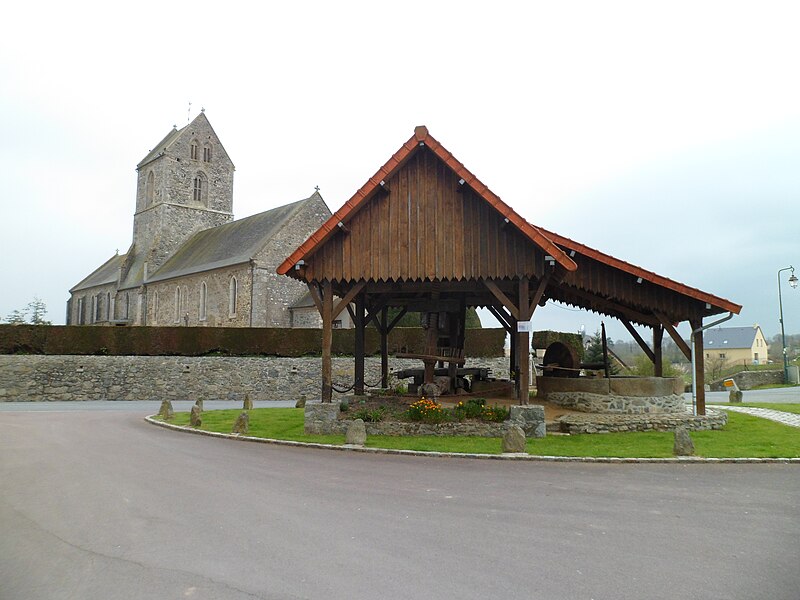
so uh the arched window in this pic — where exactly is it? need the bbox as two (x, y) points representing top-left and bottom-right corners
(183, 286), (188, 318)
(203, 144), (212, 162)
(199, 282), (207, 321)
(190, 139), (199, 160)
(124, 293), (130, 320)
(90, 296), (97, 324)
(106, 292), (111, 321)
(192, 171), (208, 205)
(152, 291), (159, 325)
(77, 297), (85, 325)
(145, 171), (155, 206)
(174, 287), (182, 323)
(229, 277), (238, 316)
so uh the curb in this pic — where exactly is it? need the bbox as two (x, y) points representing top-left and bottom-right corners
(144, 416), (800, 464)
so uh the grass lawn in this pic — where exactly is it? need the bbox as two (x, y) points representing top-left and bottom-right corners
(156, 405), (800, 458)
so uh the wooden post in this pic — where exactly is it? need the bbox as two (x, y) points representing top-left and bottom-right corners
(380, 306), (389, 388)
(691, 318), (705, 415)
(424, 314), (438, 384)
(653, 325), (664, 377)
(517, 277), (530, 405)
(509, 325), (517, 389)
(321, 280), (333, 402)
(354, 292), (365, 396)
(601, 322), (610, 379)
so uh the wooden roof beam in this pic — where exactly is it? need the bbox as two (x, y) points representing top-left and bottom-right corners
(332, 281), (366, 320)
(654, 311), (692, 361)
(620, 319), (655, 363)
(482, 279), (519, 321)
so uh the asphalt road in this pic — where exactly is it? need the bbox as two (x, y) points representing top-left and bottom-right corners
(1, 409), (799, 600)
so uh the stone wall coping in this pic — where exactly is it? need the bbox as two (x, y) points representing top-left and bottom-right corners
(144, 415), (800, 464)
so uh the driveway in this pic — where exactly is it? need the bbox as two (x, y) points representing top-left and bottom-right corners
(1, 408), (798, 600)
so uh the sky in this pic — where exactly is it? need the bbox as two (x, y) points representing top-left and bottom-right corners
(1, 0), (798, 343)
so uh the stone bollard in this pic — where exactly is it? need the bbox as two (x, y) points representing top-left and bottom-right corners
(502, 425), (527, 453)
(345, 419), (367, 446)
(295, 398), (306, 408)
(158, 400), (174, 420)
(243, 393), (253, 410)
(673, 426), (694, 456)
(231, 411), (249, 435)
(194, 399), (203, 412)
(190, 404), (202, 427)
(729, 390), (743, 403)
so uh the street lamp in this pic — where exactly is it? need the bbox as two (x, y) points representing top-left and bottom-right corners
(778, 266), (798, 383)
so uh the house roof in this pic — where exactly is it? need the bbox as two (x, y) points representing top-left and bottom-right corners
(146, 192), (323, 284)
(277, 125), (578, 276)
(704, 326), (762, 349)
(70, 253), (125, 293)
(541, 228), (742, 315)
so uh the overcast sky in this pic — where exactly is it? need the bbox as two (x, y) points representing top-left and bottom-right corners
(1, 0), (798, 342)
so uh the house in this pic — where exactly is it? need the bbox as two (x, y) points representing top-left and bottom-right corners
(67, 112), (333, 328)
(704, 325), (770, 366)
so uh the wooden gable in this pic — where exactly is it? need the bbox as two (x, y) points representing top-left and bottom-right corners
(299, 147), (559, 283)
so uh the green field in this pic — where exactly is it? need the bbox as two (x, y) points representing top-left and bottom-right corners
(157, 405), (800, 458)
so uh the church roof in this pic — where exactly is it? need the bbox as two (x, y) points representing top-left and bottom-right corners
(146, 192), (324, 284)
(704, 326), (763, 349)
(70, 253), (125, 293)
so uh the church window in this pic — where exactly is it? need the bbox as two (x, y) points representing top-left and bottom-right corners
(174, 287), (182, 323)
(190, 140), (198, 160)
(124, 293), (130, 320)
(106, 292), (111, 321)
(193, 172), (208, 205)
(229, 277), (238, 316)
(152, 291), (159, 324)
(145, 171), (155, 206)
(203, 145), (212, 162)
(77, 297), (85, 325)
(199, 282), (207, 321)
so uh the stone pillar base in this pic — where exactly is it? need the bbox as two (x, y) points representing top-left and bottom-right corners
(508, 405), (546, 438)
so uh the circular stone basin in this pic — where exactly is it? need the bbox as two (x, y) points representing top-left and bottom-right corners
(536, 376), (686, 414)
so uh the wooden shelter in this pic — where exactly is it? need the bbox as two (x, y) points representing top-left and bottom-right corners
(277, 126), (741, 414)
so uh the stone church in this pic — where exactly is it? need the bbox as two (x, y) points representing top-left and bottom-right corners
(67, 112), (337, 328)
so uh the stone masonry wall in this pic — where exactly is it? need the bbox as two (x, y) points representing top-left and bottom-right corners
(710, 369), (784, 391)
(0, 356), (510, 402)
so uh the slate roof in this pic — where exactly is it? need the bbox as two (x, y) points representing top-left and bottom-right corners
(146, 193), (323, 284)
(704, 326), (761, 349)
(70, 253), (125, 292)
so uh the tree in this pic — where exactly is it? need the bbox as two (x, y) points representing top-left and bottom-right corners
(27, 297), (51, 325)
(583, 329), (619, 374)
(3, 298), (51, 326)
(3, 309), (28, 325)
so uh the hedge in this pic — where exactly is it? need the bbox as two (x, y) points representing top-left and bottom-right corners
(0, 325), (505, 358)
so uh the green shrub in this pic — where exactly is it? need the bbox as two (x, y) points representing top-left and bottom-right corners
(353, 408), (385, 422)
(481, 404), (509, 423)
(339, 400), (349, 412)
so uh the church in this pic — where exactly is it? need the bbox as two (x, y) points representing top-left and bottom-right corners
(67, 112), (337, 328)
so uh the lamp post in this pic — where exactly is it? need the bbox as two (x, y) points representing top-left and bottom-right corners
(778, 265), (799, 383)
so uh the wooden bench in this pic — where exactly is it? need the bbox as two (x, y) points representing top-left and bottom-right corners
(395, 347), (466, 385)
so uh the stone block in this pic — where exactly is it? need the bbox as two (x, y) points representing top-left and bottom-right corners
(502, 425), (526, 453)
(190, 405), (202, 427)
(158, 399), (174, 420)
(729, 390), (743, 403)
(673, 426), (694, 456)
(232, 411), (249, 435)
(346, 419), (367, 446)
